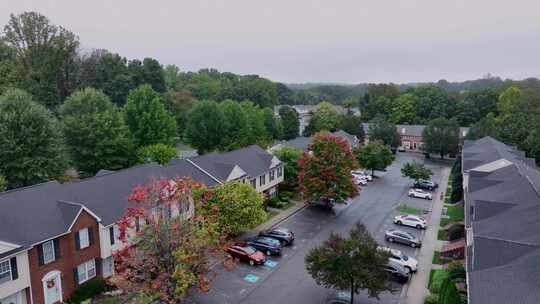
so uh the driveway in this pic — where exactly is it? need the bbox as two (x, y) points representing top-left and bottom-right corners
(185, 152), (449, 304)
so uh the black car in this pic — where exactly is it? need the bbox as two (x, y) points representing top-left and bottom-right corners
(259, 227), (295, 246)
(383, 262), (410, 284)
(246, 236), (282, 256)
(413, 179), (438, 191)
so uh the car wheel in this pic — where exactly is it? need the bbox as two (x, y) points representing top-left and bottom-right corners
(405, 266), (413, 273)
(410, 242), (416, 248)
(397, 221), (402, 226)
(388, 237), (394, 243)
(416, 224), (422, 229)
(249, 260), (255, 266)
(266, 250), (271, 256)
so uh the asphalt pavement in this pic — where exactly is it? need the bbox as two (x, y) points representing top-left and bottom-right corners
(185, 152), (450, 304)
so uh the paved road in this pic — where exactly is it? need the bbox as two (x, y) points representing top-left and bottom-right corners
(186, 153), (449, 304)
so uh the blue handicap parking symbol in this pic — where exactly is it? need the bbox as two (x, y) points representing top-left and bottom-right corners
(264, 260), (278, 268)
(244, 274), (259, 283)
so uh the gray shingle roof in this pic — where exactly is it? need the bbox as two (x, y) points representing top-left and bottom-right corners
(189, 145), (277, 181)
(463, 136), (540, 304)
(363, 123), (469, 139)
(0, 156), (228, 246)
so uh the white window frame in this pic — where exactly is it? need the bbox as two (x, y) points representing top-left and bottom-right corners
(42, 240), (55, 264)
(79, 228), (90, 249)
(0, 259), (12, 284)
(260, 175), (266, 186)
(269, 170), (275, 181)
(102, 256), (114, 277)
(77, 259), (96, 284)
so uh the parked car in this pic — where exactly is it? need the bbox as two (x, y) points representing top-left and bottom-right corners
(382, 261), (410, 283)
(311, 198), (336, 210)
(413, 179), (438, 190)
(246, 237), (282, 256)
(224, 245), (266, 265)
(351, 170), (372, 181)
(354, 176), (368, 186)
(259, 227), (295, 246)
(408, 188), (433, 200)
(378, 246), (418, 272)
(385, 229), (422, 248)
(394, 214), (427, 229)
(397, 146), (406, 152)
(325, 290), (354, 304)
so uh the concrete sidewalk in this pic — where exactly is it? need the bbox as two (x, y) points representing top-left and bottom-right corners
(404, 166), (451, 304)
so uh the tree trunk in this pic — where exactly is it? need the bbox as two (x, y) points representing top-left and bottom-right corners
(350, 279), (355, 304)
(440, 151), (444, 160)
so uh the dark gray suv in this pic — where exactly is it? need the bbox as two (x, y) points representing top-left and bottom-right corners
(385, 229), (422, 248)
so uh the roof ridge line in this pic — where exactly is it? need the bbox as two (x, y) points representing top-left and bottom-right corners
(0, 180), (59, 196)
(186, 159), (223, 185)
(475, 235), (540, 247)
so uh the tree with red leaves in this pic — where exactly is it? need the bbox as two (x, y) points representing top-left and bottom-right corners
(113, 177), (222, 303)
(298, 131), (358, 206)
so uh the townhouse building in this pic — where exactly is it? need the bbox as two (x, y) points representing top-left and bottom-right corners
(362, 123), (469, 152)
(269, 130), (359, 152)
(461, 137), (540, 304)
(0, 145), (281, 304)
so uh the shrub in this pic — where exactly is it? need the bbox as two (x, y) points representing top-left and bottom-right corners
(279, 191), (294, 201)
(447, 224), (465, 241)
(136, 143), (178, 165)
(429, 269), (449, 293)
(67, 278), (112, 303)
(424, 294), (438, 304)
(267, 197), (282, 208)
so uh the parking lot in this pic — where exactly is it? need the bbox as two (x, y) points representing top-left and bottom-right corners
(185, 152), (449, 304)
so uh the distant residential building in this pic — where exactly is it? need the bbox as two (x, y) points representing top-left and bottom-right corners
(186, 145), (284, 198)
(270, 130), (359, 152)
(462, 137), (540, 304)
(362, 123), (469, 152)
(0, 144), (280, 304)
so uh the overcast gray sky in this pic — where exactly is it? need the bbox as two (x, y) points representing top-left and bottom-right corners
(1, 0), (539, 84)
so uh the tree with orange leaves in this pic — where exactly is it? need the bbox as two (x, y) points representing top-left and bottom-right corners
(113, 177), (222, 303)
(298, 131), (358, 207)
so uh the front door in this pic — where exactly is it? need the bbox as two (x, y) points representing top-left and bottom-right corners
(43, 272), (62, 304)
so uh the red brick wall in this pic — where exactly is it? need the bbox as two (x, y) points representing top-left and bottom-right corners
(28, 210), (101, 304)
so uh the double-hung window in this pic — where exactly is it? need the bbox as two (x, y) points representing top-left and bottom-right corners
(0, 260), (11, 284)
(42, 240), (55, 264)
(269, 170), (275, 181)
(78, 228), (90, 249)
(260, 175), (266, 186)
(250, 179), (256, 188)
(77, 259), (96, 284)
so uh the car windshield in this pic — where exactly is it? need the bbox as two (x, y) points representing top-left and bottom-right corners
(399, 253), (409, 261)
(243, 246), (256, 255)
(404, 232), (415, 239)
(259, 237), (279, 246)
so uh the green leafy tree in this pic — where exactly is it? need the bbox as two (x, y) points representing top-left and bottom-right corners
(0, 88), (68, 189)
(0, 41), (18, 95)
(298, 132), (358, 205)
(162, 90), (197, 138)
(279, 105), (300, 140)
(60, 88), (134, 175)
(136, 144), (178, 165)
(401, 162), (433, 182)
(409, 86), (458, 123)
(438, 278), (462, 304)
(184, 100), (225, 153)
(465, 113), (499, 140)
(339, 114), (365, 141)
(124, 85), (177, 148)
(357, 141), (395, 176)
(241, 101), (270, 147)
(0, 175), (6, 192)
(262, 107), (283, 140)
(127, 57), (166, 93)
(2, 12), (79, 109)
(389, 93), (418, 124)
(305, 222), (392, 304)
(273, 146), (302, 189)
(206, 182), (267, 236)
(457, 89), (499, 126)
(369, 117), (401, 149)
(423, 118), (460, 159)
(525, 126), (540, 165)
(218, 100), (250, 150)
(304, 102), (340, 136)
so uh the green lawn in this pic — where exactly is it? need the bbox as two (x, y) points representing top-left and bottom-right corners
(428, 269), (449, 293)
(440, 205), (464, 227)
(397, 205), (424, 215)
(437, 229), (448, 241)
(432, 251), (443, 264)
